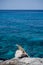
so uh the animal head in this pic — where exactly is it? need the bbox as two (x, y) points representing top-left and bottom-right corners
(15, 50), (23, 58)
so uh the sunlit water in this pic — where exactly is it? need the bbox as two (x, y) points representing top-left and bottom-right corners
(0, 10), (43, 60)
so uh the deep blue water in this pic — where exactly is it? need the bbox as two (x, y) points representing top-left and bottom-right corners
(0, 10), (43, 60)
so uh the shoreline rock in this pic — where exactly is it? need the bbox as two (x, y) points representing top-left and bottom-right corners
(0, 58), (43, 65)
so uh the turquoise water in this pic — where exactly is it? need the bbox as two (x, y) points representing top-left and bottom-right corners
(0, 10), (43, 60)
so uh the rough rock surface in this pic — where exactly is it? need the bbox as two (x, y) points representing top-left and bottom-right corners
(0, 58), (43, 65)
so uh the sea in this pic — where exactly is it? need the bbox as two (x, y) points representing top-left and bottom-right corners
(0, 10), (43, 60)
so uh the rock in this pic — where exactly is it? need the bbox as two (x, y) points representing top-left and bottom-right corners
(0, 58), (43, 65)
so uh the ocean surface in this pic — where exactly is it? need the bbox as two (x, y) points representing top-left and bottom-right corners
(0, 10), (43, 60)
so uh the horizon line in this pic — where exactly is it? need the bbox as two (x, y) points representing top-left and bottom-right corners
(0, 9), (43, 10)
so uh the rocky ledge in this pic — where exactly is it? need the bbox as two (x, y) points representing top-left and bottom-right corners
(0, 58), (43, 65)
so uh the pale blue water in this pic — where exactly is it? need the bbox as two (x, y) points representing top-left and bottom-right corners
(0, 10), (43, 60)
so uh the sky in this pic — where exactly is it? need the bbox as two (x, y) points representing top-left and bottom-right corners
(0, 0), (43, 10)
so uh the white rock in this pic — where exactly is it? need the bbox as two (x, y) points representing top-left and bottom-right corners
(19, 58), (36, 63)
(0, 58), (43, 65)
